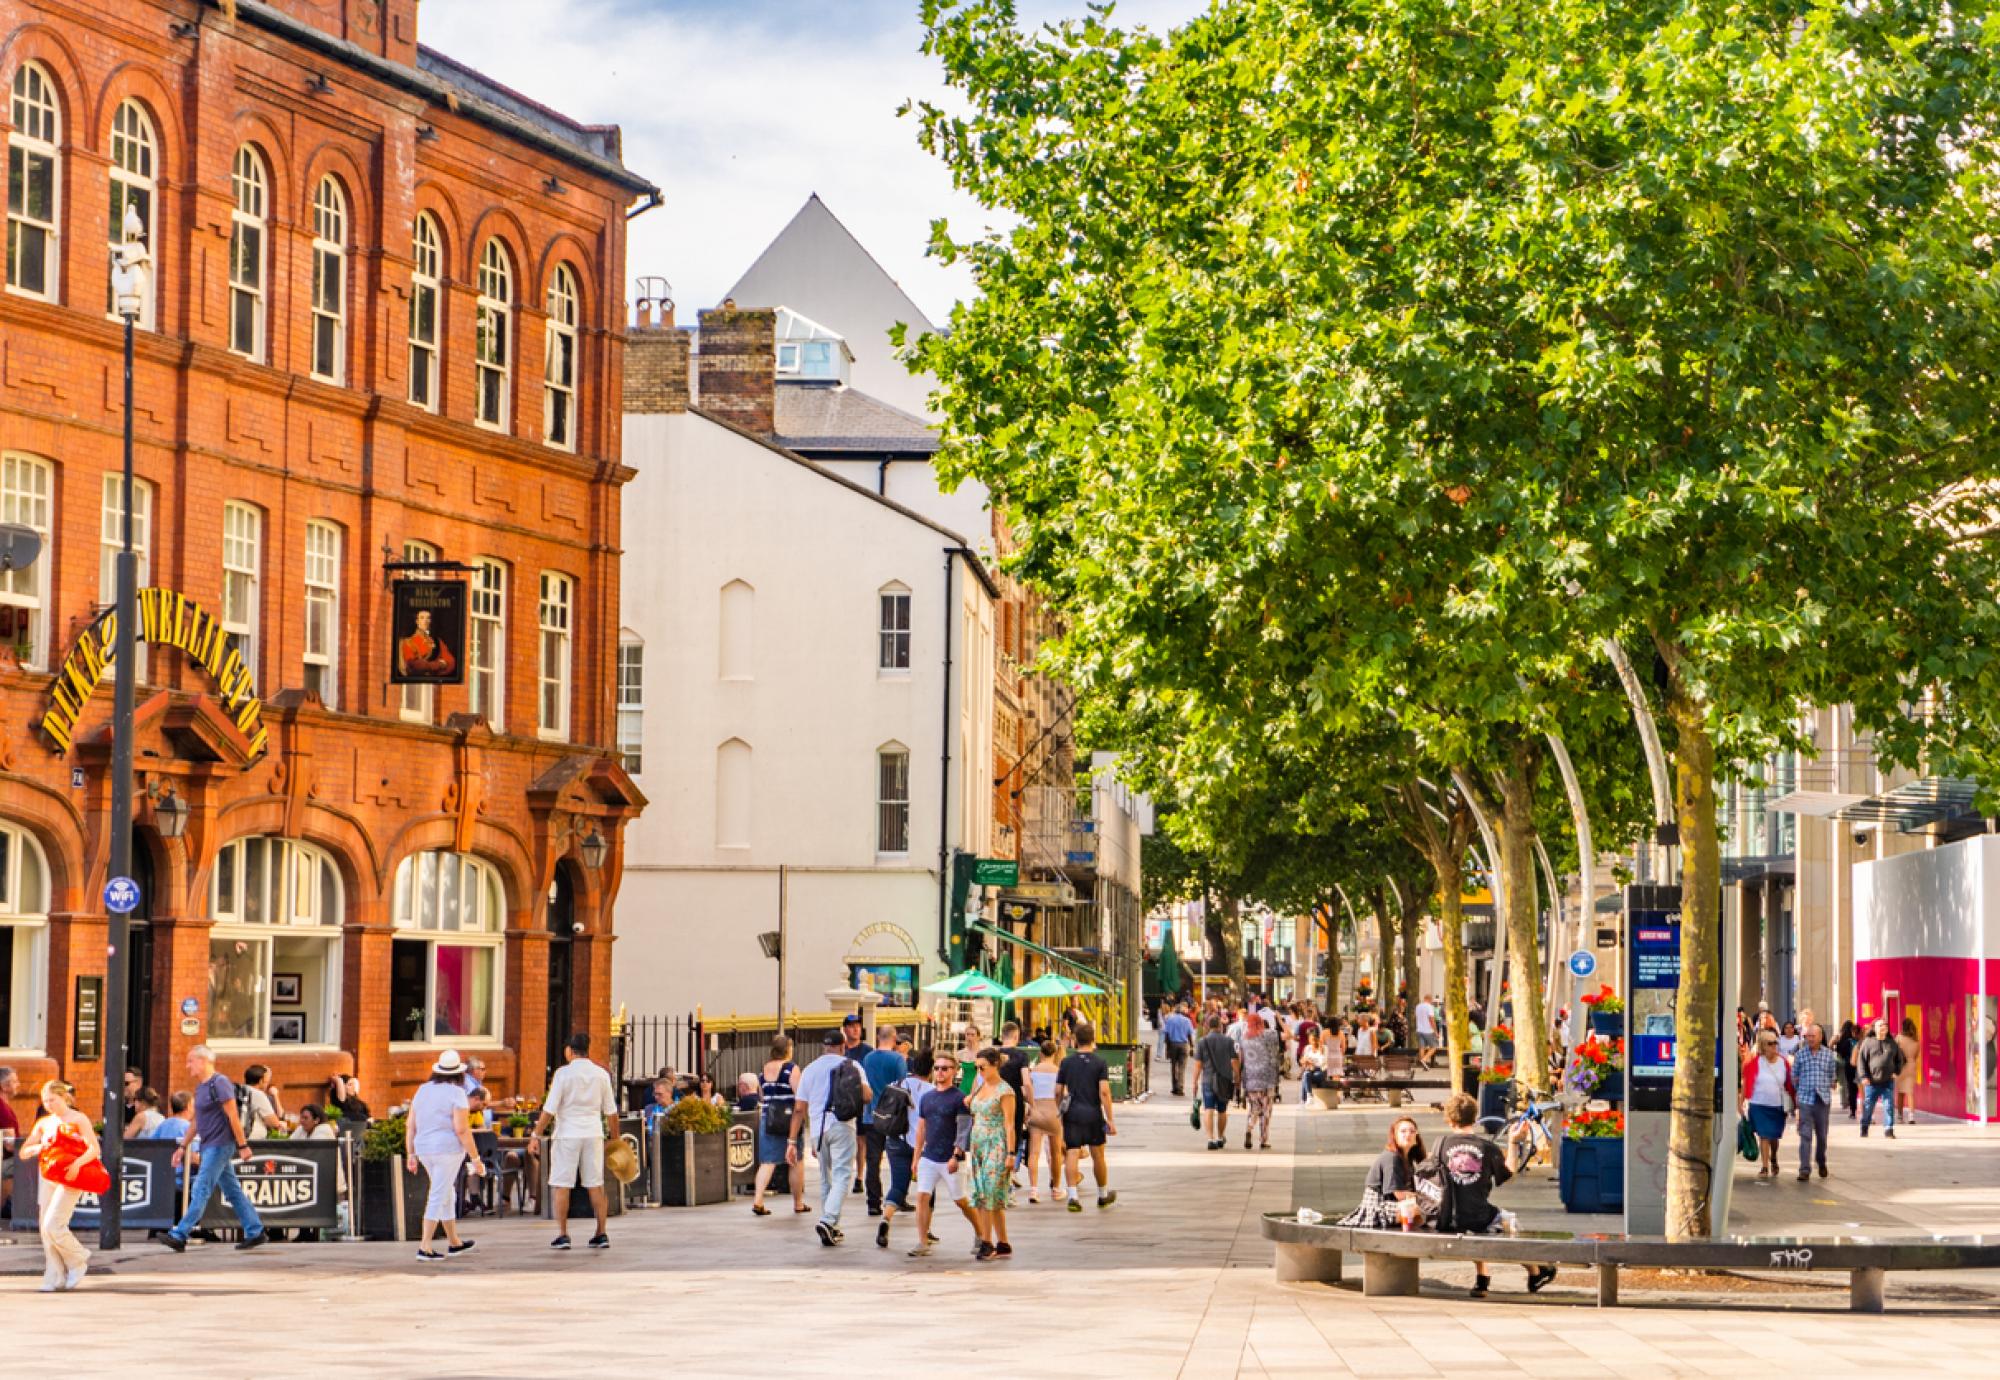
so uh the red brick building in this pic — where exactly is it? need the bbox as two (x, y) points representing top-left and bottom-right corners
(0, 0), (654, 1122)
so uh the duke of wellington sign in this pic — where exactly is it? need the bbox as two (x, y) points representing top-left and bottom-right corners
(39, 588), (269, 757)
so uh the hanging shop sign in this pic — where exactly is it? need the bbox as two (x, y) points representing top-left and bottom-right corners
(40, 588), (266, 756)
(389, 579), (466, 685)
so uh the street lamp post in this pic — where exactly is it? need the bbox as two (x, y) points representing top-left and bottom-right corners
(100, 206), (150, 1250)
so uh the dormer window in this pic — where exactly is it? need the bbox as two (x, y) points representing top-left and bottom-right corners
(776, 343), (801, 374)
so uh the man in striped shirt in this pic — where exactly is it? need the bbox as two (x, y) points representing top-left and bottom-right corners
(1793, 1023), (1839, 1181)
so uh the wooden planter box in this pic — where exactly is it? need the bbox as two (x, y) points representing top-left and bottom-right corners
(357, 1157), (428, 1241)
(663, 1131), (730, 1206)
(1559, 1135), (1624, 1213)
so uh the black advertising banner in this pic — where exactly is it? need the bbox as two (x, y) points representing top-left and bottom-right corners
(390, 579), (466, 685)
(199, 1141), (343, 1229)
(9, 1140), (181, 1231)
(1624, 883), (1724, 1115)
(73, 975), (102, 1060)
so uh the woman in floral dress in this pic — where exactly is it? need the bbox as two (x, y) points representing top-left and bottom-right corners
(967, 1047), (1017, 1260)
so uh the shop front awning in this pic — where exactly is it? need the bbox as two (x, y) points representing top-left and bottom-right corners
(969, 919), (1118, 992)
(1770, 777), (1982, 833)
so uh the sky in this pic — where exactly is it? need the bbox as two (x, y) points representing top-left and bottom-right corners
(421, 0), (1210, 326)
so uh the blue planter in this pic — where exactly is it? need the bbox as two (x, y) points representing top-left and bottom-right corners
(1559, 1135), (1624, 1213)
(1477, 1081), (1510, 1124)
(1590, 1011), (1621, 1038)
(1593, 1070), (1624, 1104)
(1493, 1040), (1515, 1063)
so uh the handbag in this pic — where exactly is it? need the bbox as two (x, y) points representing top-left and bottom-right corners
(39, 1122), (112, 1195)
(1190, 1101), (1202, 1131)
(1736, 1116), (1758, 1162)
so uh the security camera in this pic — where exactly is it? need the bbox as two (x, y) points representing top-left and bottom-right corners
(571, 920), (586, 935)
(1852, 830), (1870, 848)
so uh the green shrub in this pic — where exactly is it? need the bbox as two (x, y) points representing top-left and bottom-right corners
(361, 1112), (406, 1162)
(665, 1097), (729, 1136)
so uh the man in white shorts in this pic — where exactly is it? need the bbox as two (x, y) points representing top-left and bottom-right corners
(529, 1031), (619, 1250)
(906, 1053), (978, 1258)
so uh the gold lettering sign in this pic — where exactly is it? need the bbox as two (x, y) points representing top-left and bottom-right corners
(40, 588), (269, 757)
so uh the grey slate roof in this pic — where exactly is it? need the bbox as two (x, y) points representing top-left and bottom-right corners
(773, 382), (939, 456)
(417, 47), (627, 167)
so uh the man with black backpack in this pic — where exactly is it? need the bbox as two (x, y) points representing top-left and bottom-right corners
(789, 1029), (874, 1246)
(862, 1025), (909, 1218)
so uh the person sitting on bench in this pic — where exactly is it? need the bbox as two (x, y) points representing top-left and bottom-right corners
(1429, 1091), (1555, 1299)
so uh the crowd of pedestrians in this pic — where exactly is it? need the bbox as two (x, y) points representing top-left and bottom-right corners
(1731, 1003), (1926, 1185)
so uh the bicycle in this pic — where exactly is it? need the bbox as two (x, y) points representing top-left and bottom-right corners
(1478, 1089), (1562, 1170)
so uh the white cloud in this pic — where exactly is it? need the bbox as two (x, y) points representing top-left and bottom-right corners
(419, 0), (1208, 323)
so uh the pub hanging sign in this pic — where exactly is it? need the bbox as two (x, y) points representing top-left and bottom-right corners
(390, 579), (466, 685)
(40, 588), (267, 756)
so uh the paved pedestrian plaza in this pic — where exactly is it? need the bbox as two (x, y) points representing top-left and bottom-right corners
(8, 1059), (2000, 1376)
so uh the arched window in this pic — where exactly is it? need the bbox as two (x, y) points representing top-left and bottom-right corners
(390, 851), (504, 1044)
(718, 579), (754, 680)
(717, 739), (751, 848)
(107, 99), (157, 326)
(543, 263), (580, 450)
(469, 557), (507, 730)
(408, 213), (442, 409)
(474, 239), (512, 429)
(208, 837), (344, 1046)
(0, 452), (53, 668)
(310, 176), (347, 382)
(0, 820), (50, 1052)
(616, 630), (643, 773)
(6, 63), (60, 299)
(877, 743), (911, 854)
(879, 582), (912, 670)
(229, 145), (269, 360)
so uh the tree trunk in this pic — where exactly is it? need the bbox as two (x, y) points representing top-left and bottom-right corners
(1434, 856), (1472, 1095)
(1321, 898), (1343, 1013)
(1493, 762), (1550, 1094)
(1665, 679), (1721, 1240)
(1216, 895), (1247, 1003)
(1397, 881), (1425, 1007)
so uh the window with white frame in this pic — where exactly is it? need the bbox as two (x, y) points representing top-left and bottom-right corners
(309, 176), (346, 383)
(221, 501), (261, 676)
(879, 585), (911, 670)
(303, 520), (340, 706)
(0, 453), (52, 668)
(400, 540), (438, 721)
(616, 633), (643, 773)
(877, 745), (910, 854)
(0, 821), (49, 1053)
(408, 213), (441, 410)
(228, 145), (267, 360)
(543, 263), (580, 450)
(470, 558), (505, 730)
(6, 63), (59, 300)
(538, 571), (572, 739)
(474, 239), (511, 429)
(99, 473), (152, 680)
(208, 836), (343, 1046)
(389, 851), (504, 1044)
(106, 99), (156, 326)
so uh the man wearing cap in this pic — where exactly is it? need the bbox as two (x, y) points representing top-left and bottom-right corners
(789, 1029), (873, 1245)
(840, 1013), (868, 1062)
(529, 1031), (619, 1250)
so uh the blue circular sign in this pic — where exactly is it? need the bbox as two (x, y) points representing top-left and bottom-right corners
(180, 997), (200, 1017)
(1568, 949), (1597, 979)
(103, 876), (141, 915)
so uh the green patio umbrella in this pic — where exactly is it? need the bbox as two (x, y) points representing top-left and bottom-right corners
(1008, 972), (1106, 1000)
(1155, 924), (1183, 997)
(923, 970), (1010, 998)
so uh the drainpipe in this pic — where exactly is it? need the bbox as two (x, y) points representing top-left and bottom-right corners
(937, 548), (957, 963)
(878, 458), (891, 496)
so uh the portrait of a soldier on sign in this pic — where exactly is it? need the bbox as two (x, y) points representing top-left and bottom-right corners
(390, 579), (466, 685)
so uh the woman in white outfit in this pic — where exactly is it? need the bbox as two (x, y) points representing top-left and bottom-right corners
(18, 1079), (100, 1291)
(405, 1050), (485, 1260)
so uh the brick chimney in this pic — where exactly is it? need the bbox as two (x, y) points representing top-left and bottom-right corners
(256, 1), (419, 67)
(695, 304), (776, 437)
(625, 301), (691, 415)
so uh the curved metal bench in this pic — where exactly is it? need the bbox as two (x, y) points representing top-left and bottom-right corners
(1261, 1214), (2000, 1312)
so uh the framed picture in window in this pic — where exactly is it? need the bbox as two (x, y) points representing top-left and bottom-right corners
(272, 972), (303, 1006)
(270, 1013), (306, 1043)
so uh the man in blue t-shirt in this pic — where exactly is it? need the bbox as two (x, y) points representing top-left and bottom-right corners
(860, 1025), (908, 1217)
(1160, 1003), (1196, 1096)
(162, 1046), (267, 1253)
(905, 1053), (977, 1258)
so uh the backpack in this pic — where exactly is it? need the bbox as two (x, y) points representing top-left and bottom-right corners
(829, 1059), (865, 1123)
(871, 1081), (911, 1139)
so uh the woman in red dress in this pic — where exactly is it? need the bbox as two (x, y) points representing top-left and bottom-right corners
(17, 1079), (103, 1291)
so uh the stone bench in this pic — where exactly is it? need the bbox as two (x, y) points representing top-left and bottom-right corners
(1261, 1214), (2000, 1313)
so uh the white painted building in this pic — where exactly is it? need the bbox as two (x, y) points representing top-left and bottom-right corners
(614, 308), (997, 1024)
